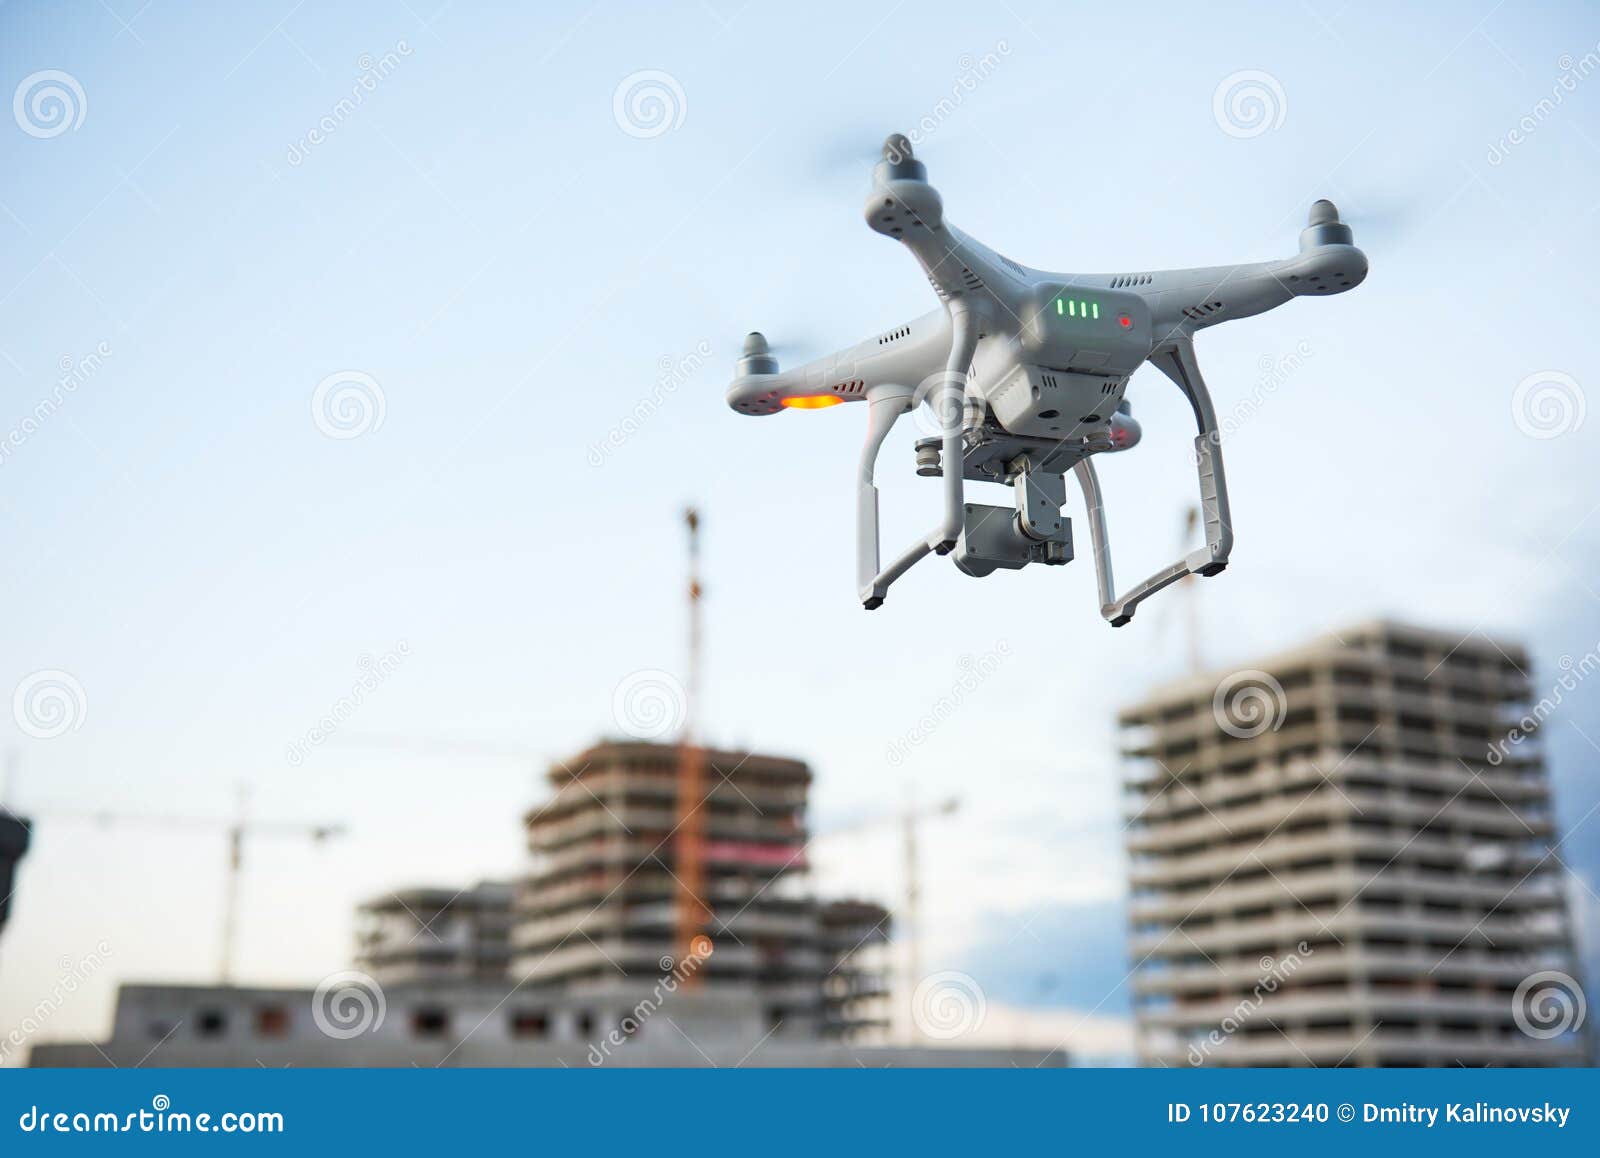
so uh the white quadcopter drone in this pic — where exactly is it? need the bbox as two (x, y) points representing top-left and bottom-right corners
(727, 134), (1368, 626)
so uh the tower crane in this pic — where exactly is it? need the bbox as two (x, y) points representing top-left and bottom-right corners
(8, 777), (343, 983)
(674, 506), (710, 986)
(816, 792), (960, 1041)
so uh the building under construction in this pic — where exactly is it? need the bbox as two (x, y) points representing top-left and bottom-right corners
(356, 880), (515, 985)
(514, 741), (887, 1037)
(27, 739), (925, 1066)
(1121, 620), (1589, 1067)
(23, 506), (1027, 1066)
(345, 741), (894, 1041)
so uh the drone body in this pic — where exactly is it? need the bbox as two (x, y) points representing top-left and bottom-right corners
(727, 135), (1367, 626)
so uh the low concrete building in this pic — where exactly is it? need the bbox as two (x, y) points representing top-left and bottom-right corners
(29, 981), (1058, 1067)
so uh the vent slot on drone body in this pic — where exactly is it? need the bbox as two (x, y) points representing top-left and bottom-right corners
(877, 326), (911, 346)
(1182, 300), (1226, 321)
(1110, 274), (1153, 288)
(831, 379), (865, 397)
(960, 267), (985, 292)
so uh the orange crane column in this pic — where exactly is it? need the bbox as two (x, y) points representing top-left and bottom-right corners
(674, 508), (710, 985)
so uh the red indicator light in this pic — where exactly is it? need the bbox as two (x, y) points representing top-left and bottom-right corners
(1118, 315), (1132, 329)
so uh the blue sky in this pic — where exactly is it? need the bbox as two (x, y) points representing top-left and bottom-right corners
(1, 0), (1598, 1061)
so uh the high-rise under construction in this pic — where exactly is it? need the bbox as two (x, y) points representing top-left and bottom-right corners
(1120, 620), (1589, 1067)
(512, 740), (891, 1038)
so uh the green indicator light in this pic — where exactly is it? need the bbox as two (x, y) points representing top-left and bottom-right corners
(1092, 302), (1100, 319)
(1056, 299), (1063, 316)
(1069, 301), (1077, 317)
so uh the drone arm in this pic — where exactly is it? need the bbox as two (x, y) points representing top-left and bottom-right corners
(858, 300), (979, 609)
(1073, 337), (1233, 627)
(1140, 203), (1368, 335)
(863, 136), (1031, 325)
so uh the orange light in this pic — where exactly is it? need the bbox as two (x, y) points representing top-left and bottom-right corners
(780, 394), (843, 410)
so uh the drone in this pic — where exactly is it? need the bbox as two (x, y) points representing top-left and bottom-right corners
(726, 134), (1367, 626)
